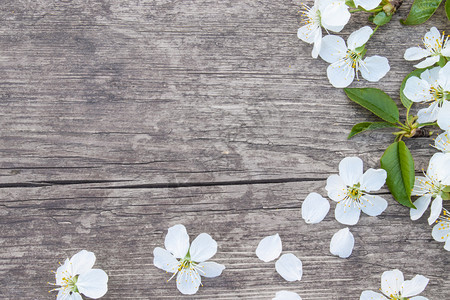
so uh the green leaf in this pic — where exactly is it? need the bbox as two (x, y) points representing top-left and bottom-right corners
(346, 0), (356, 8)
(348, 122), (398, 139)
(400, 67), (433, 109)
(344, 88), (400, 124)
(400, 0), (443, 25)
(443, 185), (450, 192)
(380, 142), (416, 208)
(441, 191), (450, 200)
(438, 56), (447, 67)
(373, 11), (392, 26)
(446, 0), (450, 20)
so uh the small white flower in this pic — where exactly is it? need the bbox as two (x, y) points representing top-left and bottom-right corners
(438, 101), (450, 130)
(301, 192), (330, 224)
(255, 233), (282, 262)
(435, 130), (450, 153)
(325, 157), (388, 225)
(319, 26), (390, 88)
(153, 224), (225, 295)
(298, 0), (351, 58)
(410, 153), (450, 224)
(404, 27), (450, 68)
(275, 253), (303, 282)
(354, 0), (382, 10)
(403, 64), (450, 123)
(273, 290), (302, 300)
(50, 250), (108, 300)
(330, 227), (354, 258)
(360, 269), (429, 300)
(432, 208), (450, 251)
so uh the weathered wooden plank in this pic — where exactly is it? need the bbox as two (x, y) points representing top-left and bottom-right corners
(0, 1), (448, 185)
(0, 183), (447, 299)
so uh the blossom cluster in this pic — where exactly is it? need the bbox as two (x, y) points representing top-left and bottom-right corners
(298, 0), (390, 88)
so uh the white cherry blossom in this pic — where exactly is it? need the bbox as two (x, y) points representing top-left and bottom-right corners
(410, 153), (450, 224)
(354, 0), (382, 10)
(435, 130), (450, 153)
(432, 208), (450, 251)
(404, 27), (450, 68)
(360, 269), (429, 300)
(301, 192), (330, 224)
(403, 64), (450, 123)
(273, 290), (302, 300)
(275, 253), (303, 282)
(298, 0), (351, 58)
(50, 250), (108, 300)
(330, 227), (354, 258)
(153, 224), (225, 295)
(319, 26), (390, 88)
(255, 233), (282, 262)
(325, 156), (388, 225)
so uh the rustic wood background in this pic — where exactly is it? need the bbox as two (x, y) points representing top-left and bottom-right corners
(0, 0), (448, 299)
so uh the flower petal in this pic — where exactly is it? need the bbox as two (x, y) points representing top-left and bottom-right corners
(176, 267), (201, 295)
(301, 192), (330, 224)
(360, 168), (387, 192)
(196, 261), (225, 278)
(414, 56), (439, 69)
(347, 26), (373, 50)
(76, 269), (108, 299)
(437, 62), (450, 90)
(330, 227), (354, 258)
(327, 60), (355, 88)
(359, 290), (387, 300)
(437, 101), (450, 131)
(444, 238), (450, 251)
(354, 0), (382, 10)
(56, 258), (70, 286)
(326, 174), (347, 202)
(430, 152), (450, 185)
(321, 2), (350, 32)
(432, 220), (450, 243)
(419, 67), (440, 84)
(153, 247), (179, 273)
(404, 47), (429, 61)
(381, 269), (404, 297)
(428, 196), (443, 225)
(339, 157), (363, 186)
(409, 195), (432, 221)
(275, 253), (303, 282)
(401, 274), (429, 298)
(319, 35), (347, 63)
(435, 130), (450, 153)
(403, 76), (432, 103)
(297, 24), (320, 44)
(360, 195), (388, 217)
(335, 201), (361, 225)
(57, 291), (83, 300)
(165, 224), (190, 259)
(190, 233), (218, 262)
(423, 27), (441, 50)
(417, 102), (440, 123)
(69, 250), (96, 276)
(360, 56), (390, 82)
(255, 233), (282, 262)
(273, 291), (302, 300)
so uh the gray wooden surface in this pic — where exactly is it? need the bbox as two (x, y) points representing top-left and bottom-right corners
(0, 1), (448, 299)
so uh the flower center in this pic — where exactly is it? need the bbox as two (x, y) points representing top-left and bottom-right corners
(61, 275), (79, 294)
(347, 183), (362, 201)
(429, 85), (447, 104)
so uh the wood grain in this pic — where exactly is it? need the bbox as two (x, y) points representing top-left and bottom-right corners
(0, 0), (448, 299)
